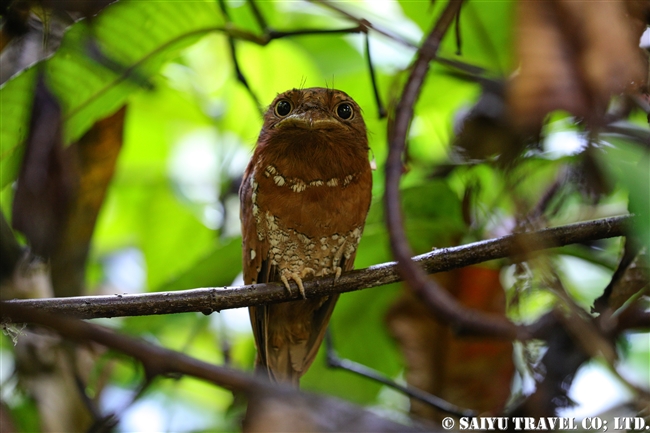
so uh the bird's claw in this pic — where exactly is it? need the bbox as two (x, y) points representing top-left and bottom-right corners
(280, 275), (294, 297)
(334, 266), (342, 282)
(281, 269), (315, 300)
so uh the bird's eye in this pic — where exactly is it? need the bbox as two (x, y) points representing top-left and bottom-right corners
(275, 100), (292, 117)
(336, 102), (353, 120)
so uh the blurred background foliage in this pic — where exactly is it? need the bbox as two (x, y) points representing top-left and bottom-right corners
(0, 0), (648, 432)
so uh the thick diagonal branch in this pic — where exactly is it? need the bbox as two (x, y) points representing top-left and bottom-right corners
(0, 302), (425, 432)
(2, 215), (631, 325)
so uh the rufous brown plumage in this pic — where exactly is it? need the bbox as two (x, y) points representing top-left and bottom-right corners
(239, 87), (372, 385)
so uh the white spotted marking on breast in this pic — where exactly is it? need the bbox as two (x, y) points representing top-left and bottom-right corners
(291, 180), (306, 193)
(263, 166), (361, 193)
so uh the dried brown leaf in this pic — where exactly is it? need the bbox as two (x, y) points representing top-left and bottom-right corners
(508, 0), (647, 130)
(51, 107), (126, 297)
(386, 267), (514, 421)
(11, 77), (125, 297)
(12, 77), (77, 258)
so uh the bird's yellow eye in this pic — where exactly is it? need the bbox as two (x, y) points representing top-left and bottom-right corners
(336, 102), (353, 120)
(275, 100), (292, 117)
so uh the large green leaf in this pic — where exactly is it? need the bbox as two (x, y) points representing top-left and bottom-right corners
(0, 0), (224, 189)
(398, 0), (515, 72)
(0, 68), (36, 188)
(597, 139), (650, 259)
(157, 237), (242, 292)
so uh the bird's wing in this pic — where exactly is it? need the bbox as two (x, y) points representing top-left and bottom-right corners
(240, 165), (273, 370)
(240, 166), (270, 286)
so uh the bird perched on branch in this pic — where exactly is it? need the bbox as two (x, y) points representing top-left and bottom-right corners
(239, 87), (372, 385)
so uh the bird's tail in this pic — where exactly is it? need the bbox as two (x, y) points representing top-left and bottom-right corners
(255, 354), (300, 387)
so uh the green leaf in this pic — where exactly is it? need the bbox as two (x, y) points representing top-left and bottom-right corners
(0, 0), (224, 187)
(140, 187), (217, 290)
(359, 181), (466, 276)
(0, 68), (36, 189)
(596, 140), (650, 259)
(399, 0), (515, 72)
(58, 1), (224, 142)
(89, 75), (228, 292)
(158, 237), (242, 292)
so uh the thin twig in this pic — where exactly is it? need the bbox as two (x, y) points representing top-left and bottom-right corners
(454, 4), (462, 55)
(247, 0), (268, 31)
(364, 33), (387, 118)
(385, 0), (519, 340)
(2, 302), (257, 392)
(217, 0), (262, 111)
(325, 331), (477, 417)
(216, 0), (380, 116)
(2, 215), (633, 325)
(308, 0), (418, 49)
(268, 27), (364, 39)
(309, 0), (486, 77)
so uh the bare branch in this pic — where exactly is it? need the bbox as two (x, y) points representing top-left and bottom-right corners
(325, 331), (477, 418)
(1, 302), (428, 432)
(2, 215), (632, 325)
(310, 0), (491, 80)
(2, 302), (256, 392)
(384, 0), (525, 342)
(364, 33), (387, 118)
(308, 0), (418, 49)
(614, 304), (650, 332)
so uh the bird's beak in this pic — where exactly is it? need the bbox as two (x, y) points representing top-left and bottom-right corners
(276, 111), (339, 130)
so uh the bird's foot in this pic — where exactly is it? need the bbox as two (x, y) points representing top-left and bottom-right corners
(280, 275), (294, 297)
(280, 268), (315, 300)
(333, 266), (342, 282)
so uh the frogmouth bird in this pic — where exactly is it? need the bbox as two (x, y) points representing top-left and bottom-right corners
(239, 87), (372, 385)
